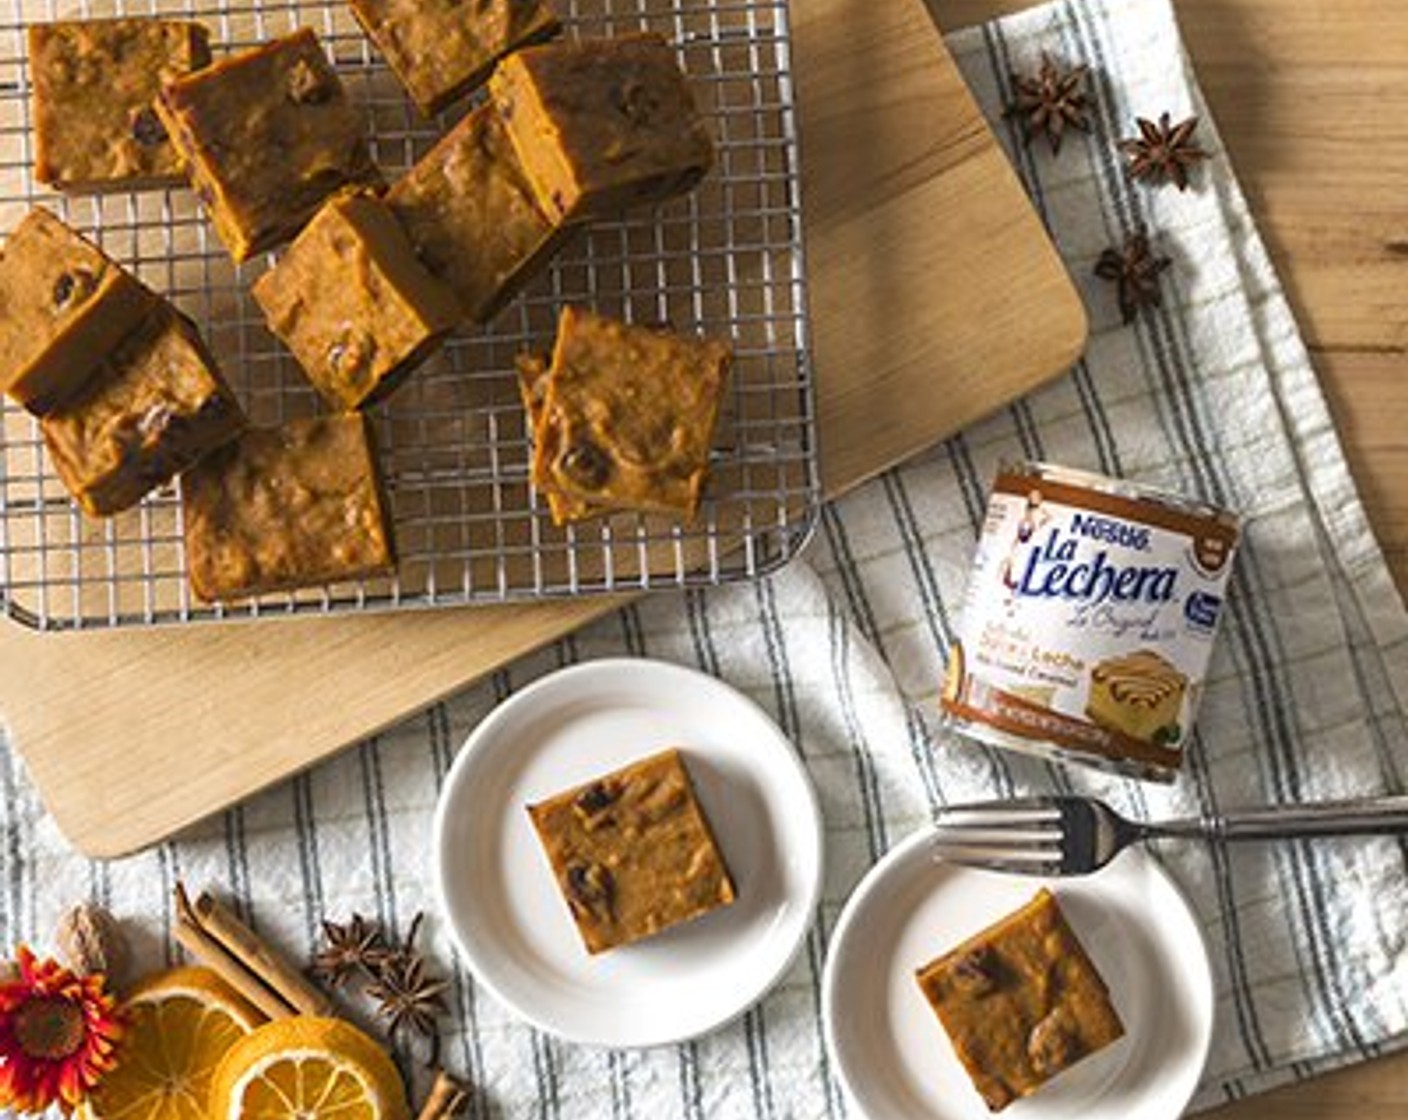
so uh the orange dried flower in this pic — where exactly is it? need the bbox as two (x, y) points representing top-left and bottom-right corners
(0, 946), (124, 1114)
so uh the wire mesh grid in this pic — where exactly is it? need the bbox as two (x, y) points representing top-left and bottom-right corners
(0, 0), (818, 629)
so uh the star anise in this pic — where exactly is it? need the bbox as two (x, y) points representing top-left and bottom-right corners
(1117, 112), (1210, 190)
(310, 914), (390, 988)
(1094, 229), (1172, 324)
(1005, 53), (1092, 155)
(366, 913), (449, 1065)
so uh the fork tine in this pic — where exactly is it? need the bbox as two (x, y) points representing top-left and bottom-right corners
(929, 826), (1061, 845)
(931, 844), (1064, 876)
(935, 805), (1063, 827)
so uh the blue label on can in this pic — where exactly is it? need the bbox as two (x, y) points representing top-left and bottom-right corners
(1185, 591), (1221, 630)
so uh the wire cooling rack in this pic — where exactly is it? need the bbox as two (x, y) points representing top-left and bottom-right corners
(0, 0), (818, 629)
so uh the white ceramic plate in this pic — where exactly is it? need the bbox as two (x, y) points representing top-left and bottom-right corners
(824, 829), (1214, 1120)
(433, 657), (824, 1047)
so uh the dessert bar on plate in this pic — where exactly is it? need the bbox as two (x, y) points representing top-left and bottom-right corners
(915, 888), (1125, 1111)
(527, 747), (736, 954)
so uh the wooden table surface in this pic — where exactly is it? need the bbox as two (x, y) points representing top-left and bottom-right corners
(932, 0), (1408, 1113)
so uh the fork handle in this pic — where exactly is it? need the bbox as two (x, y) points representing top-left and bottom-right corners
(1148, 796), (1408, 842)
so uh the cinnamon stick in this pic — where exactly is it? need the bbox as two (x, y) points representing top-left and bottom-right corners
(173, 883), (293, 1020)
(172, 882), (334, 1019)
(191, 888), (333, 1016)
(417, 1070), (470, 1120)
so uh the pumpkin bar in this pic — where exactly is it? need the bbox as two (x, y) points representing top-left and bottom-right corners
(29, 18), (211, 191)
(527, 748), (736, 955)
(156, 29), (380, 262)
(348, 0), (558, 116)
(252, 192), (460, 409)
(528, 307), (730, 523)
(42, 306), (244, 517)
(0, 207), (157, 415)
(385, 103), (570, 323)
(182, 414), (396, 601)
(489, 34), (714, 224)
(915, 889), (1125, 1112)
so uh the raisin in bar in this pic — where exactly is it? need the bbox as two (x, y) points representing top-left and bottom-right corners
(386, 103), (571, 323)
(29, 18), (211, 191)
(182, 414), (396, 601)
(489, 34), (714, 224)
(0, 207), (157, 415)
(527, 748), (736, 954)
(156, 29), (380, 262)
(915, 889), (1125, 1111)
(348, 0), (558, 116)
(528, 307), (731, 524)
(42, 305), (244, 517)
(252, 192), (461, 409)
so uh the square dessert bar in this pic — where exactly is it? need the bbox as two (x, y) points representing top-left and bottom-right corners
(0, 207), (156, 415)
(42, 306), (245, 517)
(489, 34), (715, 224)
(349, 0), (558, 116)
(386, 103), (571, 323)
(29, 18), (211, 191)
(181, 414), (396, 601)
(915, 889), (1125, 1112)
(156, 29), (381, 262)
(252, 192), (461, 409)
(528, 748), (736, 954)
(528, 307), (731, 524)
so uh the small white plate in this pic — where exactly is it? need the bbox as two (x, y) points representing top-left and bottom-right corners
(433, 657), (824, 1047)
(824, 829), (1214, 1120)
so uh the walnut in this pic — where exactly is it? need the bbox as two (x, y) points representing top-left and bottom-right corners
(1027, 1007), (1081, 1075)
(55, 902), (129, 983)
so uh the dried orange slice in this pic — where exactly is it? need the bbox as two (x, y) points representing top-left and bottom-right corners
(85, 965), (264, 1120)
(210, 1017), (410, 1120)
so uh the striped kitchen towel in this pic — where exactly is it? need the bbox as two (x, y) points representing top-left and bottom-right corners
(2, 0), (1406, 1114)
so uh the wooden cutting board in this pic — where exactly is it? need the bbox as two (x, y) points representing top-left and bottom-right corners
(0, 0), (1085, 857)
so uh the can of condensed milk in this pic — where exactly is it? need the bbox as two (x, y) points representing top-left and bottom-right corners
(941, 462), (1240, 781)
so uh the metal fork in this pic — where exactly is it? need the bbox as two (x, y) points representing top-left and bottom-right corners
(931, 795), (1408, 876)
